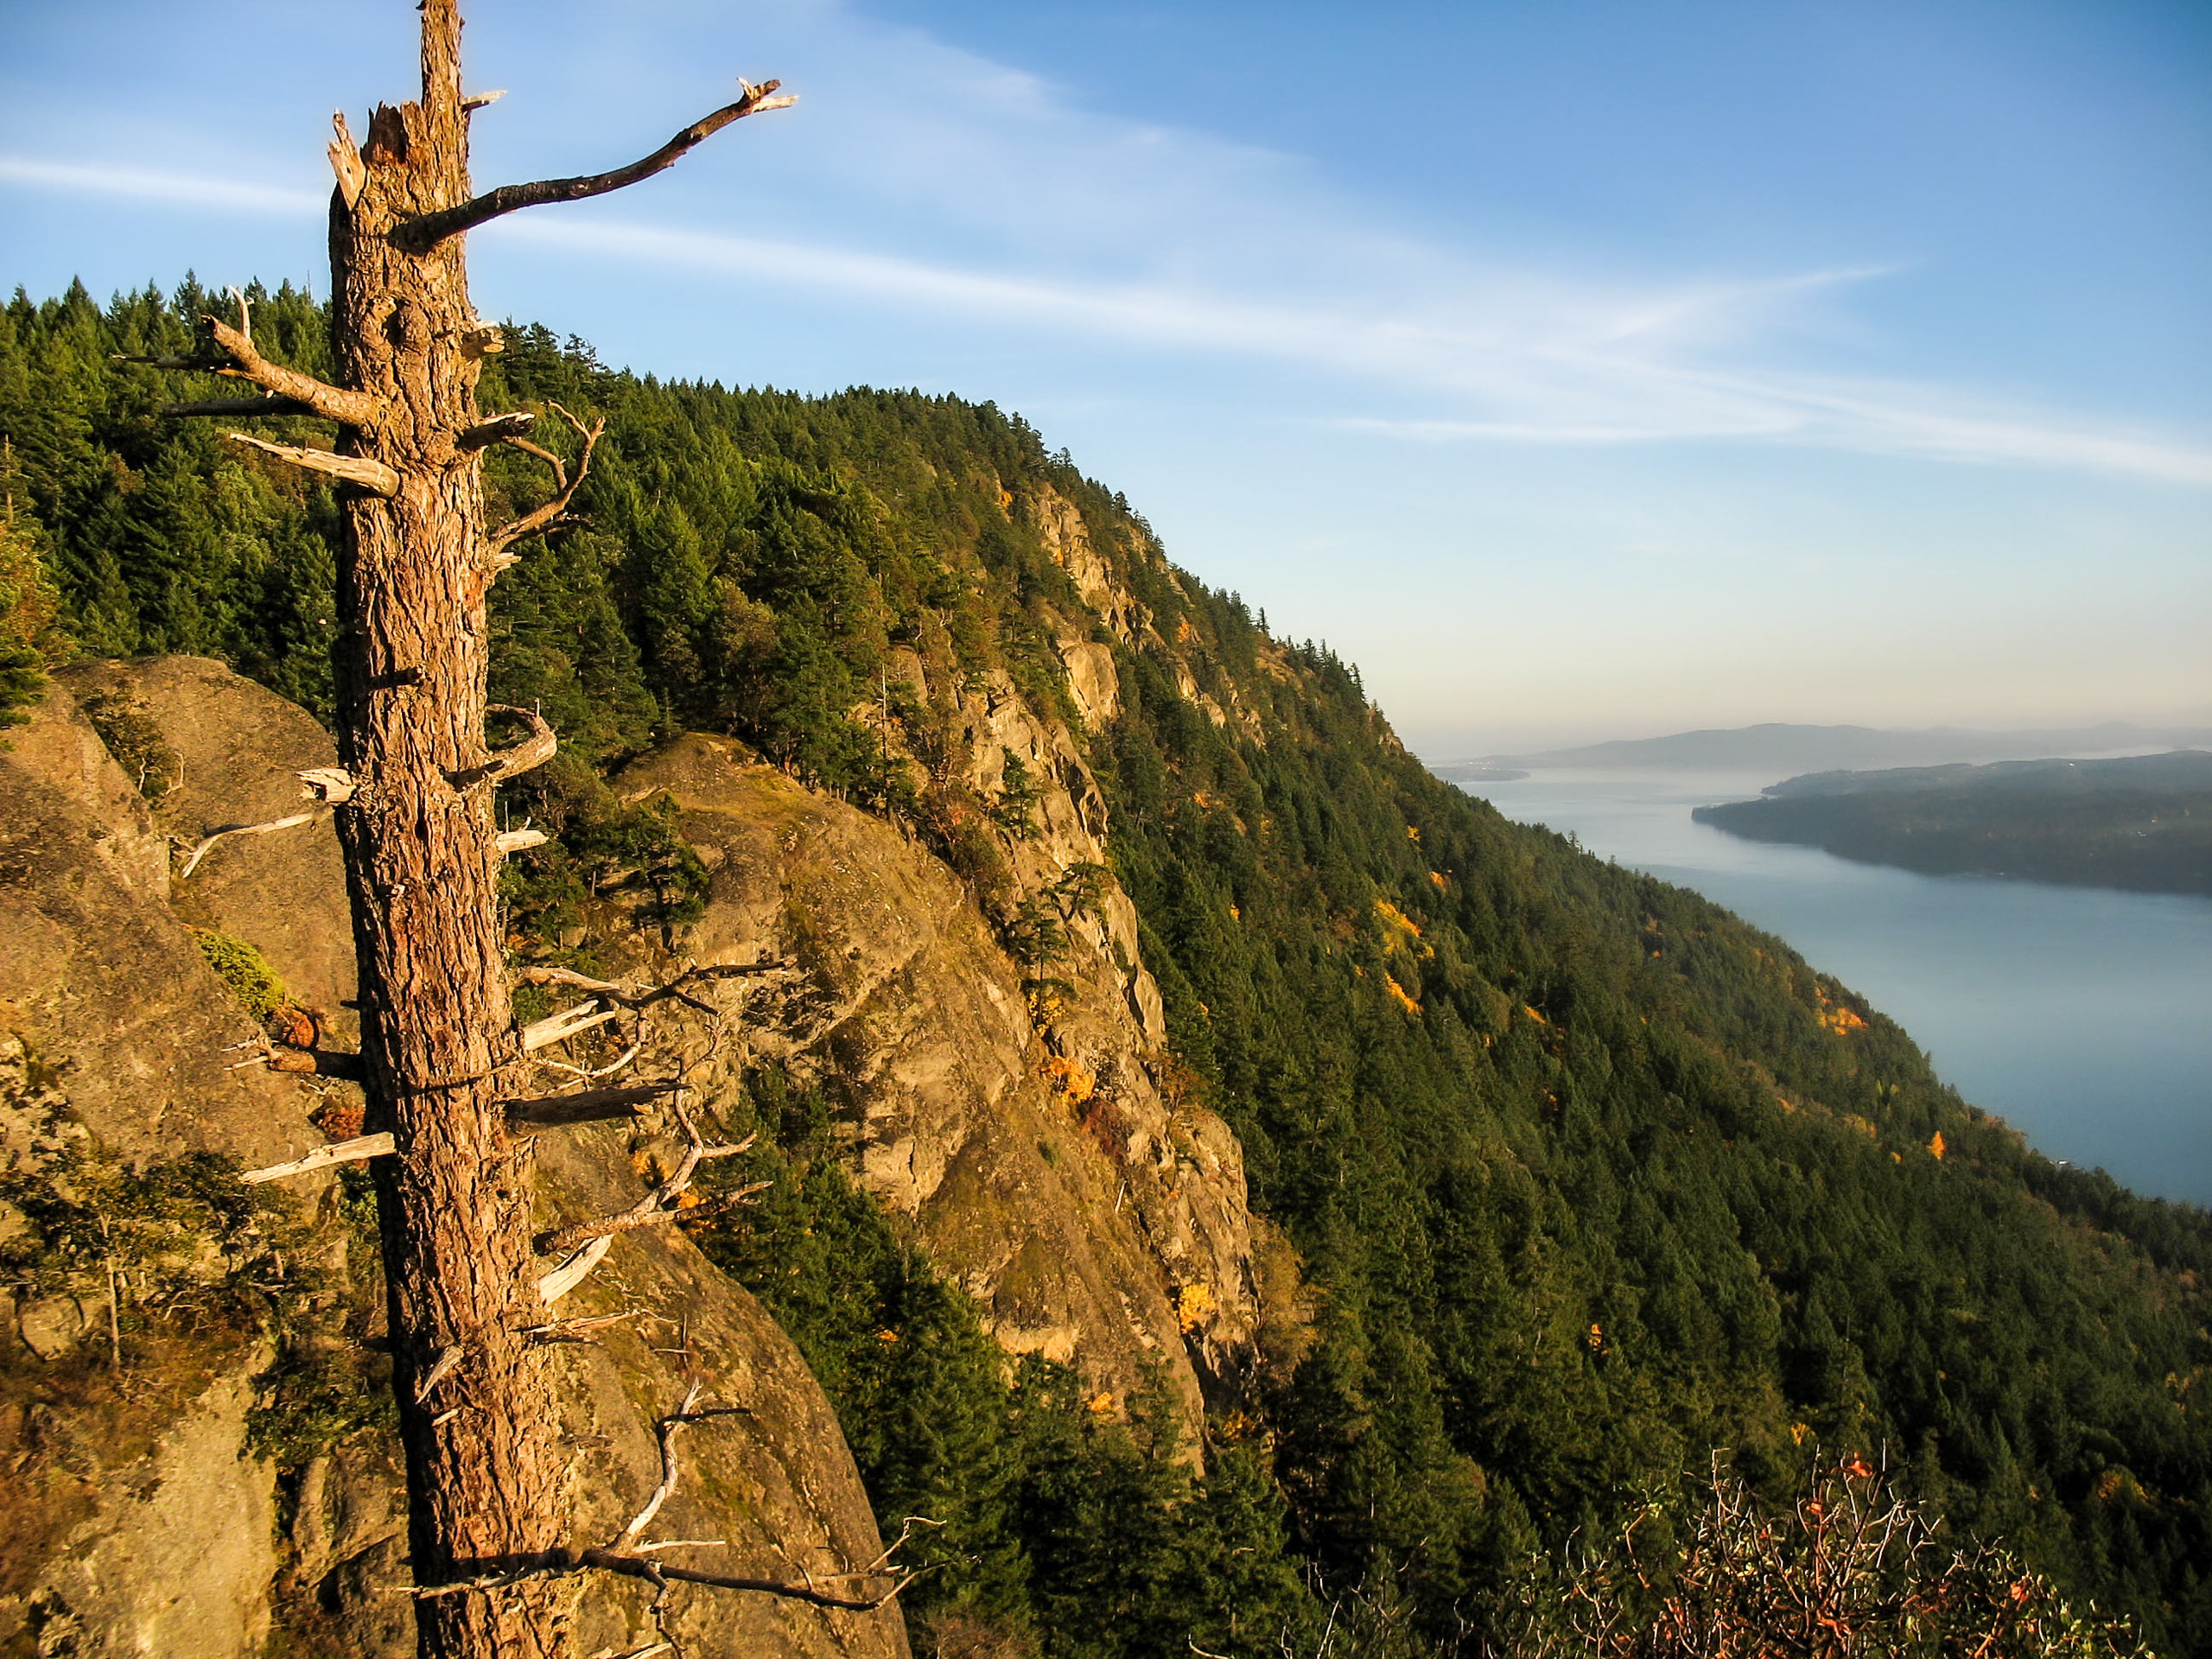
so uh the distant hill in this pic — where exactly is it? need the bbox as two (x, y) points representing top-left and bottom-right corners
(1693, 751), (2212, 895)
(1451, 721), (2212, 775)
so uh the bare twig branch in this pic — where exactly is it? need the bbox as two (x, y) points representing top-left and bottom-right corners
(513, 960), (795, 1016)
(572, 1387), (929, 1610)
(227, 432), (400, 497)
(499, 435), (566, 492)
(519, 1307), (640, 1344)
(405, 1410), (931, 1612)
(180, 807), (326, 878)
(488, 404), (604, 561)
(241, 1132), (397, 1184)
(533, 1040), (643, 1082)
(575, 1550), (917, 1613)
(535, 1181), (763, 1257)
(410, 1550), (918, 1616)
(620, 1380), (706, 1544)
(536, 1050), (761, 1255)
(395, 79), (798, 251)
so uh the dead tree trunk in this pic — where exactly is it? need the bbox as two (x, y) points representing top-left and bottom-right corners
(153, 6), (792, 1656)
(328, 24), (560, 1657)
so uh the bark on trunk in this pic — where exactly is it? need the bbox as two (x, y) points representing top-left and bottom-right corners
(327, 5), (565, 1653)
(141, 9), (793, 1650)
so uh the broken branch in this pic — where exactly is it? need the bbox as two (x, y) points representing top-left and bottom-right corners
(203, 314), (380, 426)
(537, 1236), (613, 1305)
(504, 1082), (680, 1135)
(297, 766), (358, 804)
(180, 808), (326, 878)
(448, 703), (557, 791)
(227, 433), (400, 497)
(416, 1343), (465, 1402)
(460, 410), (537, 450)
(394, 79), (798, 251)
(164, 394), (320, 419)
(327, 111), (367, 210)
(519, 1001), (625, 1052)
(241, 1133), (396, 1184)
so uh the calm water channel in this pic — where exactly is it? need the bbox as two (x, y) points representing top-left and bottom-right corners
(1454, 768), (2212, 1207)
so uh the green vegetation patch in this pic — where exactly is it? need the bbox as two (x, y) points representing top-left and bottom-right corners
(78, 689), (181, 802)
(696, 1065), (1322, 1659)
(188, 925), (289, 1024)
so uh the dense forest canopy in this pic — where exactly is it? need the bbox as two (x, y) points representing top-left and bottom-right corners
(3, 279), (2209, 1655)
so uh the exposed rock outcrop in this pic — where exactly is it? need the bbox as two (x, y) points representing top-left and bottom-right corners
(616, 651), (1262, 1427)
(0, 664), (906, 1659)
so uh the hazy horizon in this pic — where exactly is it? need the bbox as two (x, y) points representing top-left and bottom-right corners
(3, 1), (2206, 747)
(1406, 709), (2212, 765)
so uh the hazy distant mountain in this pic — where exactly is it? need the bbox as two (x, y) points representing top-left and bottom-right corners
(1450, 721), (2212, 774)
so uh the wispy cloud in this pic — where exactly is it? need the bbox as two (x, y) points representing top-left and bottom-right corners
(0, 156), (322, 217)
(4, 131), (2206, 486)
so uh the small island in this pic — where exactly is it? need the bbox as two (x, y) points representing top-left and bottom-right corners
(1692, 750), (2212, 895)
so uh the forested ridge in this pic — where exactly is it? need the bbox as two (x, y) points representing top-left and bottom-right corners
(4, 280), (2209, 1655)
(1694, 753), (2212, 896)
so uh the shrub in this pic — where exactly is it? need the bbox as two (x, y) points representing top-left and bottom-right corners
(1490, 1453), (2147, 1658)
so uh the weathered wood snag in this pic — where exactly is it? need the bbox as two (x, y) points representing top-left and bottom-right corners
(149, 6), (809, 1656)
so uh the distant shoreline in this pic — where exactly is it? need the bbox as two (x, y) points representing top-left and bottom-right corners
(1691, 751), (2212, 897)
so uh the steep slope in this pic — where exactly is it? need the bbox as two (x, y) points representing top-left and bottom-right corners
(0, 664), (907, 1659)
(3, 283), (2209, 1653)
(610, 730), (1255, 1425)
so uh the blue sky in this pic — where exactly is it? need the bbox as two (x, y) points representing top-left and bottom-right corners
(3, 0), (2207, 753)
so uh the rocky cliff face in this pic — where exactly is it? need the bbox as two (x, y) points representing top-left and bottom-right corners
(614, 718), (1256, 1427)
(540, 480), (1274, 1432)
(0, 468), (1281, 1647)
(0, 663), (906, 1659)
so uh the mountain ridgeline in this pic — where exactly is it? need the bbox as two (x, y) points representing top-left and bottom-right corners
(4, 281), (2210, 1654)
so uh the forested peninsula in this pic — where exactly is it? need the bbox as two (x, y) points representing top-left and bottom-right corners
(3, 281), (2209, 1656)
(1694, 752), (2212, 896)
